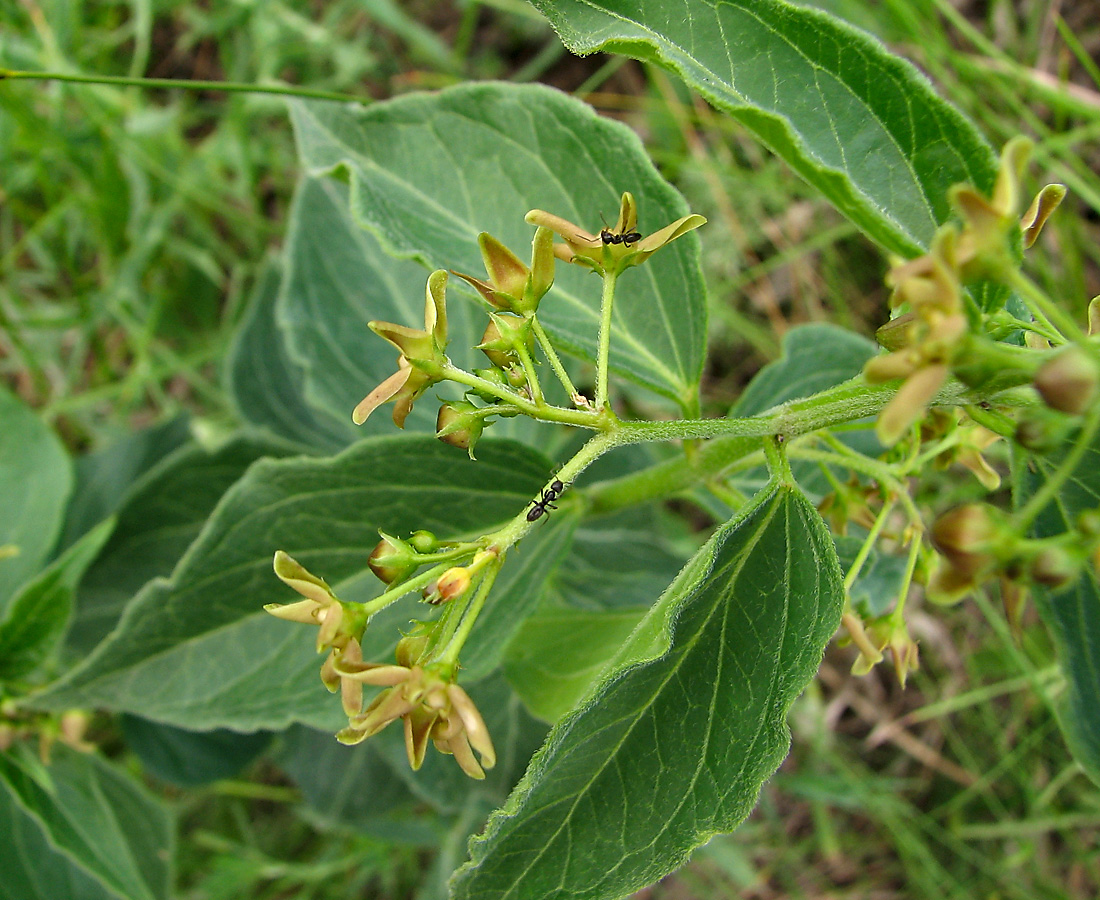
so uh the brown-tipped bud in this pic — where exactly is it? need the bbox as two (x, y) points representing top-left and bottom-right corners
(369, 533), (417, 585)
(478, 319), (518, 369)
(1029, 547), (1080, 589)
(436, 401), (486, 459)
(436, 566), (471, 602)
(1013, 408), (1072, 453)
(1034, 346), (1100, 415)
(931, 503), (1001, 577)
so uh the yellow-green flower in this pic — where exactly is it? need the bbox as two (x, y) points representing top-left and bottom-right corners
(333, 659), (496, 780)
(353, 270), (450, 427)
(525, 191), (705, 275)
(452, 227), (555, 315)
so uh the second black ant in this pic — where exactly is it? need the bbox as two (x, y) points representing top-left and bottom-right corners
(527, 479), (570, 522)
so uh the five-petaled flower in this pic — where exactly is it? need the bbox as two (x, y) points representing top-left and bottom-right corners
(333, 658), (496, 780)
(525, 191), (705, 276)
(352, 269), (450, 427)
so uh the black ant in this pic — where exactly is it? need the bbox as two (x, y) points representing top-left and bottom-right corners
(600, 228), (642, 246)
(527, 479), (570, 522)
(598, 213), (641, 247)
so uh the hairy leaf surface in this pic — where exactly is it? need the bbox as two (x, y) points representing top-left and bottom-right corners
(451, 482), (843, 899)
(289, 83), (708, 407)
(0, 745), (172, 900)
(530, 0), (997, 256)
(1015, 435), (1100, 785)
(32, 438), (551, 731)
(0, 387), (72, 611)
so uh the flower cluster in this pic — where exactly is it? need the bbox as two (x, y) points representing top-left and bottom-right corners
(863, 138), (1066, 445)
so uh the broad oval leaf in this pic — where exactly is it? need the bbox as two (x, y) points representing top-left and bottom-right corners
(529, 0), (998, 256)
(31, 437), (552, 731)
(289, 83), (708, 408)
(451, 482), (843, 900)
(1014, 434), (1100, 786)
(0, 744), (172, 900)
(0, 387), (72, 611)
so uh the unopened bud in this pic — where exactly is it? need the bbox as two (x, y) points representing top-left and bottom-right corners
(931, 504), (1001, 577)
(875, 313), (916, 352)
(1014, 408), (1073, 453)
(368, 533), (417, 585)
(436, 401), (486, 458)
(477, 314), (533, 371)
(1034, 346), (1100, 415)
(1029, 547), (1079, 589)
(409, 530), (438, 554)
(396, 628), (432, 667)
(436, 567), (471, 602)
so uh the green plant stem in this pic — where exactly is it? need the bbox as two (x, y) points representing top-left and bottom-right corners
(594, 269), (619, 409)
(441, 364), (604, 428)
(0, 68), (368, 105)
(360, 561), (458, 618)
(530, 315), (584, 404)
(843, 498), (896, 593)
(510, 329), (545, 405)
(436, 564), (500, 667)
(1006, 268), (1088, 346)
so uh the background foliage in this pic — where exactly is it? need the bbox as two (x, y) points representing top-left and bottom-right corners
(2, 1), (1099, 898)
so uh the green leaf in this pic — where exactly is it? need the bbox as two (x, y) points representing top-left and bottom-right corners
(731, 323), (877, 416)
(275, 725), (440, 843)
(1014, 435), (1100, 786)
(0, 786), (116, 900)
(31, 437), (550, 731)
(549, 507), (689, 611)
(119, 716), (273, 788)
(227, 260), (357, 452)
(0, 387), (73, 611)
(60, 416), (191, 550)
(451, 483), (843, 899)
(529, 0), (997, 256)
(0, 744), (173, 900)
(278, 175), (480, 435)
(289, 83), (708, 407)
(66, 435), (297, 655)
(503, 607), (647, 723)
(0, 519), (114, 684)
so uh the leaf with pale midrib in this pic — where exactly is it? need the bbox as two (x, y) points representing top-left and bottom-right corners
(30, 437), (552, 732)
(529, 0), (997, 256)
(451, 482), (843, 900)
(289, 83), (708, 408)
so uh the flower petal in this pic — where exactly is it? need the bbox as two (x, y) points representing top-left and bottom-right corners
(273, 551), (337, 606)
(635, 214), (706, 254)
(263, 598), (321, 624)
(448, 684), (496, 770)
(352, 363), (413, 426)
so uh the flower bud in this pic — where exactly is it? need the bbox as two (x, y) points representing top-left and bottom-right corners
(931, 503), (1001, 577)
(396, 625), (432, 668)
(1013, 408), (1072, 453)
(436, 567), (471, 603)
(368, 533), (417, 585)
(436, 401), (486, 459)
(477, 314), (533, 370)
(409, 530), (438, 554)
(875, 313), (916, 352)
(1029, 547), (1080, 589)
(1034, 346), (1100, 415)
